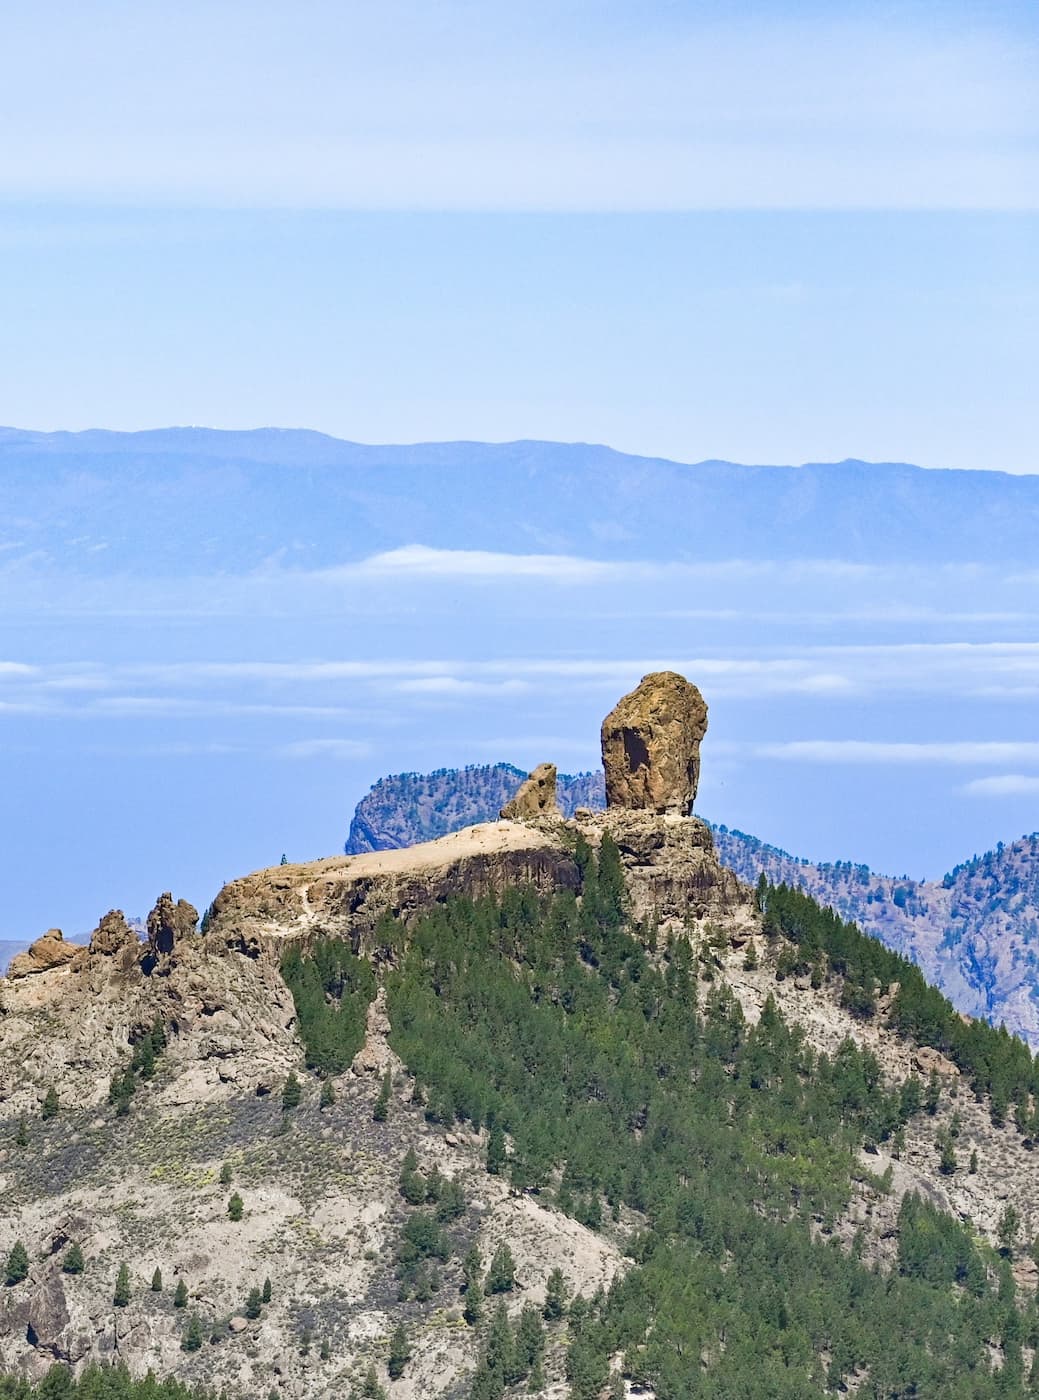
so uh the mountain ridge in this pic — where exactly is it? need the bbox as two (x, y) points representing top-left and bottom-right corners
(4, 427), (1038, 567)
(345, 763), (1039, 1046)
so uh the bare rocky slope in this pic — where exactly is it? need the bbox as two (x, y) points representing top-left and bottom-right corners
(345, 765), (1039, 1047)
(3, 674), (1039, 1397)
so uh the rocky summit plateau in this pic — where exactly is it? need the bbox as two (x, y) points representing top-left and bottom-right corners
(3, 673), (1039, 1399)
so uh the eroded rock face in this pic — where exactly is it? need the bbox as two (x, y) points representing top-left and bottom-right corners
(88, 910), (138, 957)
(575, 808), (753, 935)
(7, 931), (77, 980)
(206, 823), (582, 960)
(146, 893), (199, 956)
(601, 671), (708, 815)
(499, 763), (560, 821)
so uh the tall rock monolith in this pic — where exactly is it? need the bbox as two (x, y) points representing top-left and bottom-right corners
(600, 671), (708, 816)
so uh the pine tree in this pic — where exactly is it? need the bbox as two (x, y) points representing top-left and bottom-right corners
(219, 1161), (233, 1185)
(15, 1115), (28, 1148)
(486, 1123), (506, 1175)
(485, 1242), (516, 1295)
(320, 1078), (336, 1109)
(282, 1072), (302, 1111)
(399, 1148), (426, 1205)
(319, 1338), (331, 1361)
(755, 871), (769, 911)
(543, 1267), (568, 1321)
(173, 1278), (189, 1308)
(514, 1304), (545, 1376)
(245, 1286), (263, 1319)
(388, 1322), (411, 1379)
(925, 1070), (941, 1115)
(999, 1203), (1021, 1257)
(114, 1263), (131, 1307)
(151, 1267), (163, 1292)
(5, 1241), (28, 1286)
(41, 1087), (59, 1120)
(136, 1037), (156, 1080)
(228, 1192), (244, 1221)
(111, 1067), (136, 1117)
(373, 1067), (392, 1122)
(462, 1244), (483, 1326)
(62, 1243), (85, 1275)
(938, 1134), (956, 1176)
(262, 1276), (272, 1304)
(485, 1301), (514, 1380)
(182, 1312), (204, 1352)
(360, 1366), (386, 1400)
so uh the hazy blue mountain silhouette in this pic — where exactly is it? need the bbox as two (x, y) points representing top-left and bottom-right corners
(3, 427), (1037, 567)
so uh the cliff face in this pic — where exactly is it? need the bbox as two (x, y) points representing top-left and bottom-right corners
(208, 821), (583, 961)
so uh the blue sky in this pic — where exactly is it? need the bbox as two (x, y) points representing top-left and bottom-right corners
(0, 1), (1036, 468)
(0, 1), (1038, 943)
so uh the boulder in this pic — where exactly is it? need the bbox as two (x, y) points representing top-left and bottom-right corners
(499, 763), (560, 821)
(7, 930), (77, 979)
(913, 1046), (960, 1079)
(601, 671), (708, 815)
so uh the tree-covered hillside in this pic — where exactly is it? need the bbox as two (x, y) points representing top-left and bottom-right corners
(282, 843), (1039, 1398)
(344, 765), (1039, 1046)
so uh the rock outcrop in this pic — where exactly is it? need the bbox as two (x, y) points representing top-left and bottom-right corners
(88, 909), (139, 957)
(7, 930), (77, 980)
(146, 893), (199, 957)
(601, 671), (708, 815)
(206, 822), (582, 958)
(499, 763), (560, 821)
(576, 808), (751, 935)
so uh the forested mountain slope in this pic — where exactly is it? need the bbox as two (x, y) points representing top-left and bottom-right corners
(5, 813), (1039, 1398)
(345, 765), (1039, 1046)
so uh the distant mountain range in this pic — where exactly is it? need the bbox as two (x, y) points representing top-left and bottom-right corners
(346, 763), (1039, 1046)
(4, 426), (1039, 566)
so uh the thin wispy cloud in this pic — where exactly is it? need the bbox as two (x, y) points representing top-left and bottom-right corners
(758, 741), (1039, 767)
(278, 739), (372, 761)
(961, 774), (1039, 798)
(5, 645), (1039, 715)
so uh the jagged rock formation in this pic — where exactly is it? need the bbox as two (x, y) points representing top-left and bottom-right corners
(88, 909), (139, 957)
(498, 762), (560, 821)
(601, 671), (708, 815)
(211, 661), (747, 955)
(0, 894), (297, 1115)
(146, 893), (200, 957)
